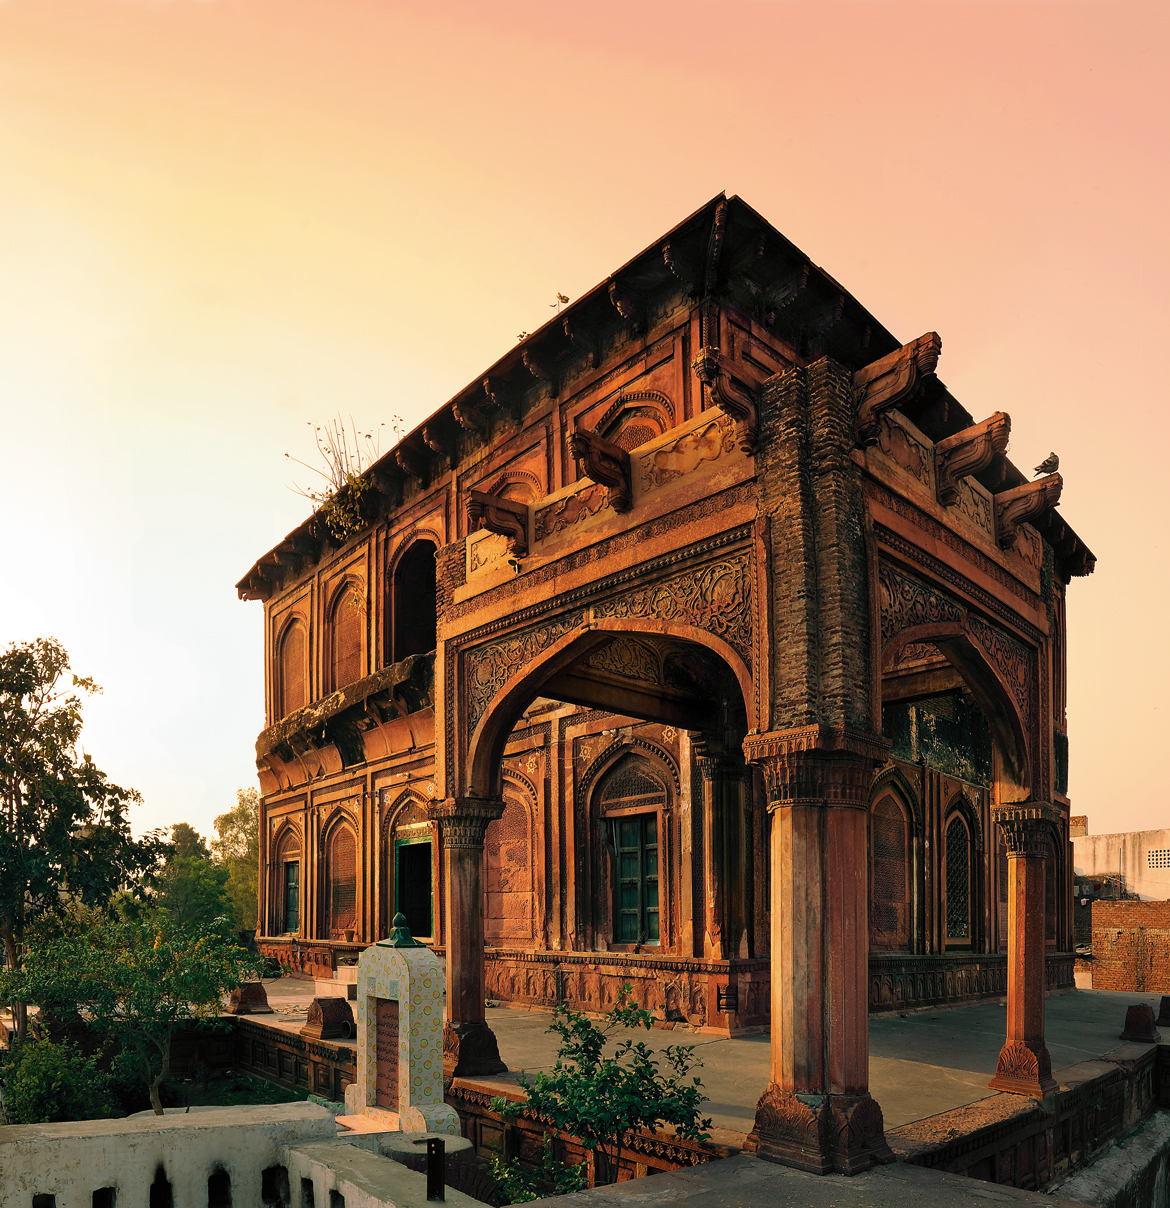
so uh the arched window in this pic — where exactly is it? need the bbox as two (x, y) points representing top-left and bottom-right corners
(276, 619), (307, 719)
(392, 541), (437, 662)
(328, 583), (363, 691)
(945, 813), (972, 945)
(274, 829), (301, 935)
(328, 825), (357, 940)
(599, 757), (667, 945)
(869, 793), (910, 952)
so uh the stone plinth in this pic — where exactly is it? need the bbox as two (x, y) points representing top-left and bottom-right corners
(300, 996), (354, 1040)
(343, 918), (459, 1134)
(225, 981), (274, 1015)
(1120, 1003), (1160, 1043)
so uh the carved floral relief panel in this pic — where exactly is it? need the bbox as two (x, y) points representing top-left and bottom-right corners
(876, 412), (934, 492)
(638, 412), (736, 494)
(953, 477), (994, 540)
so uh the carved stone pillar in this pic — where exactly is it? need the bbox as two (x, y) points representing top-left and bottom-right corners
(988, 801), (1058, 1097)
(428, 797), (508, 1080)
(697, 752), (749, 962)
(743, 727), (894, 1175)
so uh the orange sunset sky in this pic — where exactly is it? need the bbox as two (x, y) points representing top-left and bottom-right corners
(0, 0), (1165, 841)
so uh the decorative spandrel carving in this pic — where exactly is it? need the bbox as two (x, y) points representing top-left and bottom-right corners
(934, 412), (1011, 506)
(877, 563), (964, 646)
(465, 613), (585, 734)
(879, 563), (1035, 732)
(592, 551), (753, 671)
(889, 640), (947, 671)
(854, 332), (942, 446)
(638, 414), (735, 493)
(691, 346), (758, 453)
(533, 482), (609, 543)
(568, 427), (633, 514)
(995, 473), (1063, 550)
(876, 414), (932, 488)
(587, 636), (662, 685)
(467, 489), (528, 558)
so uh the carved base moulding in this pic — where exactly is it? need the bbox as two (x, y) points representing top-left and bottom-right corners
(988, 1039), (1057, 1098)
(744, 1084), (895, 1175)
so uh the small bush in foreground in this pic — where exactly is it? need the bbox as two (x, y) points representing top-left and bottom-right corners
(2, 1039), (115, 1124)
(490, 1136), (587, 1204)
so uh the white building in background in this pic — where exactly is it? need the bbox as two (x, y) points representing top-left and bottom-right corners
(1071, 819), (1170, 901)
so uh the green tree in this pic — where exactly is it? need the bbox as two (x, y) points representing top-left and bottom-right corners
(490, 985), (711, 1186)
(152, 851), (235, 932)
(4, 918), (259, 1114)
(0, 637), (166, 1040)
(212, 787), (259, 929)
(171, 821), (210, 860)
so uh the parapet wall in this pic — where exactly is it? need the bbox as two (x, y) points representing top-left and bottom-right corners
(0, 1103), (336, 1208)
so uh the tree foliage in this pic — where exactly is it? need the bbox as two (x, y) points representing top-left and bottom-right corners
(490, 986), (711, 1186)
(0, 637), (166, 1039)
(3, 918), (260, 1114)
(0, 1038), (116, 1124)
(212, 787), (259, 929)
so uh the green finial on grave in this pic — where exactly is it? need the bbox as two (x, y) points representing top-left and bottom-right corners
(386, 911), (425, 948)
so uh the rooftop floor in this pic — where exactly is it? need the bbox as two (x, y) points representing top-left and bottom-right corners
(257, 978), (1166, 1136)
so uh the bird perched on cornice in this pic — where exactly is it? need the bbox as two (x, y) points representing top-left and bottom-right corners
(1033, 452), (1059, 476)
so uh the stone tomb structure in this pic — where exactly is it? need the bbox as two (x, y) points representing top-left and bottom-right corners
(239, 194), (1095, 1173)
(344, 924), (459, 1134)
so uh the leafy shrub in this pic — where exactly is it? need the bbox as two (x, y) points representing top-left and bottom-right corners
(490, 1136), (586, 1204)
(1, 1039), (116, 1124)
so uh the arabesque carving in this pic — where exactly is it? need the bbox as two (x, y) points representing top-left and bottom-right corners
(934, 412), (1011, 506)
(968, 615), (1033, 730)
(587, 636), (662, 685)
(877, 563), (964, 646)
(592, 551), (753, 671)
(533, 482), (609, 543)
(876, 415), (932, 487)
(639, 414), (735, 493)
(467, 489), (528, 557)
(568, 427), (633, 513)
(954, 478), (994, 536)
(995, 473), (1062, 550)
(465, 613), (585, 735)
(854, 332), (942, 446)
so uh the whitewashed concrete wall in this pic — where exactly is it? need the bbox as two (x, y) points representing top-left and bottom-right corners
(0, 1103), (335, 1208)
(1074, 829), (1170, 901)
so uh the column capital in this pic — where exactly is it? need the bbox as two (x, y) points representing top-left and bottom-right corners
(992, 800), (1059, 858)
(427, 797), (505, 849)
(743, 726), (890, 811)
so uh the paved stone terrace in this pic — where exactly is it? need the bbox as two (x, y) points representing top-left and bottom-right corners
(470, 988), (1168, 1136)
(253, 979), (1165, 1136)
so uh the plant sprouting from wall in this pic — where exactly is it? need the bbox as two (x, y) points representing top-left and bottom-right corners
(286, 414), (386, 542)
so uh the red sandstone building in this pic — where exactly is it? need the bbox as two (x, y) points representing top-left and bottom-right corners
(238, 195), (1094, 1172)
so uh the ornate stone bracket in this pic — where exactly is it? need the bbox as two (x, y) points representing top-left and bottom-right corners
(568, 426), (633, 513)
(522, 348), (557, 396)
(854, 331), (942, 446)
(395, 442), (427, 481)
(934, 412), (1011, 506)
(994, 473), (1062, 550)
(467, 489), (528, 558)
(562, 315), (599, 368)
(483, 376), (519, 423)
(608, 279), (645, 333)
(691, 346), (758, 454)
(427, 797), (505, 848)
(423, 424), (456, 471)
(452, 398), (487, 433)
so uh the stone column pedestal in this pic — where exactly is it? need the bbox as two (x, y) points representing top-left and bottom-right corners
(428, 797), (508, 1080)
(742, 727), (895, 1175)
(988, 801), (1058, 1098)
